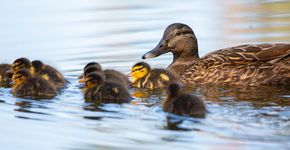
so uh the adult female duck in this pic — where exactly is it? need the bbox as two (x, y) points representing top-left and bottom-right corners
(142, 23), (290, 86)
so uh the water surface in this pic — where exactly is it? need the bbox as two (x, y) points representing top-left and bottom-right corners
(0, 0), (290, 150)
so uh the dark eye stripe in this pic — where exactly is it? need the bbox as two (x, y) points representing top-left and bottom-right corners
(133, 66), (144, 72)
(12, 63), (22, 69)
(14, 75), (22, 79)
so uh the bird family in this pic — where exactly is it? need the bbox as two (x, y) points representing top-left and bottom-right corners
(1, 23), (289, 119)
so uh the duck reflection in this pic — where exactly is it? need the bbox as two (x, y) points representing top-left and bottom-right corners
(14, 100), (51, 121)
(199, 85), (290, 107)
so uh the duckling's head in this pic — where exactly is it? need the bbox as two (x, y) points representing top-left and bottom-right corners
(31, 60), (44, 74)
(84, 62), (102, 72)
(131, 62), (151, 83)
(12, 68), (32, 86)
(167, 83), (180, 98)
(85, 72), (105, 89)
(142, 23), (199, 60)
(79, 65), (103, 83)
(12, 57), (31, 72)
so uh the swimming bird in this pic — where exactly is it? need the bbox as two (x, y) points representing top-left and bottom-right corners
(130, 61), (179, 89)
(163, 83), (207, 118)
(12, 68), (57, 99)
(142, 23), (290, 86)
(79, 62), (131, 88)
(0, 64), (12, 87)
(84, 72), (131, 103)
(31, 60), (67, 90)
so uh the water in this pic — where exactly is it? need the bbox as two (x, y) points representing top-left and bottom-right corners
(1, 0), (290, 149)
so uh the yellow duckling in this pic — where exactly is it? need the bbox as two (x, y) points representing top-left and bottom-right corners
(0, 64), (12, 87)
(130, 61), (179, 90)
(163, 83), (207, 118)
(79, 62), (131, 88)
(12, 68), (57, 99)
(31, 60), (67, 90)
(84, 72), (131, 104)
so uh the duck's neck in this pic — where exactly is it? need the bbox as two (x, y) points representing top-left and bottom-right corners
(168, 48), (199, 77)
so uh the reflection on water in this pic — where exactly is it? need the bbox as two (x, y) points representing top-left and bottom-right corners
(0, 0), (290, 150)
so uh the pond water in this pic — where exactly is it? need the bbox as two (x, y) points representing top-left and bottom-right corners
(0, 0), (290, 149)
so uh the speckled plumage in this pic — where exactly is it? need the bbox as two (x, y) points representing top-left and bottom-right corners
(143, 23), (290, 86)
(32, 60), (67, 90)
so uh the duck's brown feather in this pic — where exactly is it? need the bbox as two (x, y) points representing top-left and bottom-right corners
(181, 44), (290, 86)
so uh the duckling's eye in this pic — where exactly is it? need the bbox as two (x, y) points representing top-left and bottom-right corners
(176, 32), (181, 36)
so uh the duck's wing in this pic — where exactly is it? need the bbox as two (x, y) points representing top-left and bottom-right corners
(202, 43), (290, 65)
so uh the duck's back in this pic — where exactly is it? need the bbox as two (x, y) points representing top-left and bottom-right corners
(202, 44), (290, 66)
(139, 69), (179, 89)
(37, 65), (67, 89)
(104, 69), (131, 88)
(181, 43), (290, 86)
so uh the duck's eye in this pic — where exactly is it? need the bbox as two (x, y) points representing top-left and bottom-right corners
(159, 44), (164, 48)
(176, 32), (181, 36)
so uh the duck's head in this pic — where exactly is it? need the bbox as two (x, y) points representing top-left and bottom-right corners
(12, 68), (32, 87)
(130, 62), (151, 83)
(142, 23), (199, 60)
(11, 57), (31, 72)
(79, 65), (103, 83)
(31, 60), (44, 75)
(84, 72), (105, 89)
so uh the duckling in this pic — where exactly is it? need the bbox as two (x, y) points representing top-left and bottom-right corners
(130, 61), (179, 90)
(142, 23), (290, 86)
(12, 68), (57, 99)
(79, 62), (131, 88)
(0, 64), (12, 87)
(163, 83), (207, 118)
(84, 72), (132, 103)
(31, 60), (67, 90)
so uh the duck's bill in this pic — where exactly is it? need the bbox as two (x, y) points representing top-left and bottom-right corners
(142, 40), (169, 59)
(79, 75), (85, 83)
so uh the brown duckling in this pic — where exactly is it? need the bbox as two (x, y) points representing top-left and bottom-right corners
(163, 83), (207, 118)
(79, 62), (131, 88)
(130, 61), (179, 90)
(0, 64), (12, 87)
(142, 23), (290, 86)
(84, 72), (131, 104)
(12, 68), (57, 99)
(31, 60), (67, 90)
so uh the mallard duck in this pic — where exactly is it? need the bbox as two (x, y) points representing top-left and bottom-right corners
(31, 60), (67, 90)
(0, 64), (12, 87)
(79, 62), (131, 88)
(142, 23), (290, 86)
(84, 72), (131, 103)
(130, 61), (179, 89)
(12, 68), (57, 99)
(163, 83), (206, 118)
